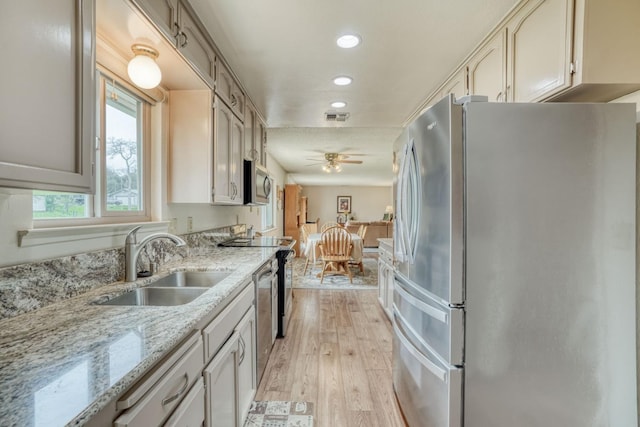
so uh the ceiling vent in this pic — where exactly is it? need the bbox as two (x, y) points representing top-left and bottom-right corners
(325, 112), (350, 122)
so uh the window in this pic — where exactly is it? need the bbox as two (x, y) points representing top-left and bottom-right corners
(32, 74), (150, 224)
(262, 177), (276, 231)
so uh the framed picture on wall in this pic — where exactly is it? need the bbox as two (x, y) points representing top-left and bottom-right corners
(337, 195), (351, 213)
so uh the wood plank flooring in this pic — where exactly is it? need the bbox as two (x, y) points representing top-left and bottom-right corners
(256, 289), (406, 427)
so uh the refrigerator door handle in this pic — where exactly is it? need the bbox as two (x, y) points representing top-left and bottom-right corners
(395, 278), (448, 323)
(393, 313), (447, 382)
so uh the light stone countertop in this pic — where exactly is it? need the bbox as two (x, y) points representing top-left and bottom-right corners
(0, 246), (278, 427)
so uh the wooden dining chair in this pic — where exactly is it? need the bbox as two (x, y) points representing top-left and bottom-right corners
(320, 221), (339, 232)
(318, 226), (353, 283)
(349, 225), (368, 275)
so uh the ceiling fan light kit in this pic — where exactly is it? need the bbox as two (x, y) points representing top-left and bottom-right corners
(308, 152), (364, 173)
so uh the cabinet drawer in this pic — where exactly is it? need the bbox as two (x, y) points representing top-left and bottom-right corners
(202, 282), (254, 362)
(163, 377), (205, 427)
(114, 333), (204, 427)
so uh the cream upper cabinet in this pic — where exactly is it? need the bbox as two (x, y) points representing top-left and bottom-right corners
(506, 0), (573, 102)
(133, 0), (178, 40)
(0, 0), (95, 193)
(468, 29), (507, 102)
(176, 1), (215, 87)
(134, 0), (215, 87)
(551, 0), (640, 101)
(168, 90), (214, 204)
(214, 97), (244, 204)
(216, 61), (246, 121)
(439, 68), (467, 101)
(244, 101), (258, 162)
(258, 118), (267, 168)
(244, 101), (267, 167)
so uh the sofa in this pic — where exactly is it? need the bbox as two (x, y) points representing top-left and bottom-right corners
(344, 220), (393, 247)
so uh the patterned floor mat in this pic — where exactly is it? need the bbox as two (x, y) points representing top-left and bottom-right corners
(292, 256), (378, 290)
(243, 401), (314, 427)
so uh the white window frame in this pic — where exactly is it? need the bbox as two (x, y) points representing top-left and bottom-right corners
(32, 73), (151, 228)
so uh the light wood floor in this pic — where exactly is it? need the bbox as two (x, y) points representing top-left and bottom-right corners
(256, 289), (407, 427)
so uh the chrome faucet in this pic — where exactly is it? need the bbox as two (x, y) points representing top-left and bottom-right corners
(124, 226), (187, 282)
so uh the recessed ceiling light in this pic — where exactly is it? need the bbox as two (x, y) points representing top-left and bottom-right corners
(333, 76), (352, 86)
(331, 101), (347, 108)
(337, 34), (361, 49)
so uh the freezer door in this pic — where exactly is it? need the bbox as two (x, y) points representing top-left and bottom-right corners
(393, 309), (462, 427)
(464, 101), (637, 426)
(394, 273), (464, 366)
(396, 94), (464, 306)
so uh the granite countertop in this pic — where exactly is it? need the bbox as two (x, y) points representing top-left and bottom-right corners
(0, 246), (277, 427)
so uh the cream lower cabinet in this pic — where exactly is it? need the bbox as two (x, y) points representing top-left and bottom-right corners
(0, 0), (95, 193)
(377, 240), (394, 320)
(236, 307), (257, 425)
(204, 330), (240, 427)
(203, 283), (257, 427)
(113, 333), (204, 427)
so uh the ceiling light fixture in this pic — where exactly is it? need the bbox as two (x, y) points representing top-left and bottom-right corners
(322, 162), (343, 173)
(336, 34), (361, 49)
(331, 101), (347, 108)
(127, 44), (162, 89)
(333, 76), (352, 86)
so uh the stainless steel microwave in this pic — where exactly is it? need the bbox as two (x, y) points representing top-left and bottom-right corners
(244, 160), (271, 205)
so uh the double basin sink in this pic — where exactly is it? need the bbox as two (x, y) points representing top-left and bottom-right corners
(98, 271), (232, 306)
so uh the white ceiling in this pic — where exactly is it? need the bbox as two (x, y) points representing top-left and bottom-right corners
(188, 1), (521, 185)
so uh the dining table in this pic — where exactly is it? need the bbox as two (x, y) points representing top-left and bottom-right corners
(304, 232), (363, 265)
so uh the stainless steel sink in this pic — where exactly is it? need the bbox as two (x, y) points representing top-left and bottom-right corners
(97, 287), (208, 306)
(147, 271), (232, 288)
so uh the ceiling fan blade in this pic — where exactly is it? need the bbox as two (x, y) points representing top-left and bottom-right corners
(338, 160), (363, 164)
(305, 162), (324, 166)
(305, 157), (324, 161)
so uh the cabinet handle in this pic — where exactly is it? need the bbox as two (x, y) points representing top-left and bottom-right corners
(161, 373), (189, 406)
(180, 31), (188, 48)
(239, 336), (246, 365)
(496, 91), (503, 102)
(231, 94), (237, 107)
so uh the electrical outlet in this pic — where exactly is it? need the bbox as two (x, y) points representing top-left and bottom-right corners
(169, 218), (177, 233)
(187, 216), (193, 232)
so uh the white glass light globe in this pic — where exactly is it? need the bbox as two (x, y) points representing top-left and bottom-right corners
(127, 54), (162, 89)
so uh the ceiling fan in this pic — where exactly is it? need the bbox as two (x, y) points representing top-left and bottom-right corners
(305, 152), (364, 173)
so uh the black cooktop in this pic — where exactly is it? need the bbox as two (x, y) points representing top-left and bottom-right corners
(218, 236), (294, 249)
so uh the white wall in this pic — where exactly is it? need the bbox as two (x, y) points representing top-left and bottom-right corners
(302, 185), (392, 225)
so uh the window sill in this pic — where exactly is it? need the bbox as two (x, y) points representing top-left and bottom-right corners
(18, 221), (170, 247)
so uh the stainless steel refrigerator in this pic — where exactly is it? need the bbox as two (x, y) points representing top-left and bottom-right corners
(392, 94), (637, 427)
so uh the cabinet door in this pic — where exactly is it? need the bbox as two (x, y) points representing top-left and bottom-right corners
(213, 99), (233, 203)
(133, 0), (178, 40)
(439, 68), (467, 101)
(230, 116), (244, 204)
(244, 103), (257, 161)
(271, 274), (278, 342)
(163, 378), (205, 427)
(237, 307), (257, 426)
(177, 1), (215, 88)
(385, 264), (394, 319)
(216, 62), (245, 120)
(0, 0), (95, 193)
(204, 332), (239, 427)
(506, 0), (573, 102)
(257, 119), (267, 168)
(467, 29), (507, 102)
(377, 258), (386, 307)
